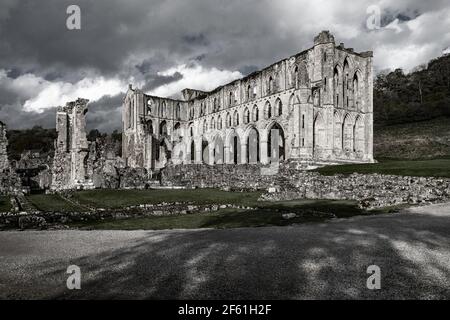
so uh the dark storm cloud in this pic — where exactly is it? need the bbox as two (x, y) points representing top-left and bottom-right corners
(86, 94), (123, 133)
(1, 0), (450, 131)
(0, 104), (56, 130)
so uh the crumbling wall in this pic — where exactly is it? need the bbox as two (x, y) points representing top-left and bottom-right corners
(0, 122), (9, 171)
(51, 98), (93, 191)
(160, 162), (450, 208)
(0, 121), (22, 195)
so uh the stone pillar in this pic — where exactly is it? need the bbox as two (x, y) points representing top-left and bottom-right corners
(208, 143), (215, 165)
(241, 143), (248, 164)
(260, 138), (269, 164)
(195, 139), (202, 164)
(224, 145), (232, 164)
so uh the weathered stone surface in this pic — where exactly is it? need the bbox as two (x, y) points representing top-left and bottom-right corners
(122, 31), (374, 174)
(51, 98), (93, 191)
(0, 121), (22, 195)
(160, 162), (450, 209)
(0, 121), (9, 171)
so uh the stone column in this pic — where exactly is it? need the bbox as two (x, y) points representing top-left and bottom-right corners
(260, 137), (269, 164)
(208, 143), (215, 165)
(241, 143), (248, 164)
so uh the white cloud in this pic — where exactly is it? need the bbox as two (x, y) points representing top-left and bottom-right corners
(22, 76), (127, 112)
(149, 63), (242, 98)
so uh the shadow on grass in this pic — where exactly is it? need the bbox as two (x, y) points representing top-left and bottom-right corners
(3, 205), (449, 299)
(70, 200), (378, 231)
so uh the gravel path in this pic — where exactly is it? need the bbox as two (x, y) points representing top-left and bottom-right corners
(0, 203), (449, 299)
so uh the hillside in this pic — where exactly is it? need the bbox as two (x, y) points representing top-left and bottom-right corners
(373, 53), (450, 159)
(374, 54), (450, 126)
(374, 117), (450, 159)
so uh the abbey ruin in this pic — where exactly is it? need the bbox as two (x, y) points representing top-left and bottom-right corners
(2, 31), (376, 194)
(123, 31), (374, 171)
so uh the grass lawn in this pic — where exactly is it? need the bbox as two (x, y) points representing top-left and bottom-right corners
(72, 188), (263, 209)
(70, 199), (392, 231)
(0, 196), (11, 212)
(26, 194), (85, 212)
(315, 158), (450, 178)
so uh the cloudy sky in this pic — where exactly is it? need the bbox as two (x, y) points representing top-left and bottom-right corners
(0, 0), (449, 132)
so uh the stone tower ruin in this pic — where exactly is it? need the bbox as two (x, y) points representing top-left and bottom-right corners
(51, 98), (94, 190)
(0, 121), (9, 171)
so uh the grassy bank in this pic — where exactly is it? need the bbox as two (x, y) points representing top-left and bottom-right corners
(70, 199), (387, 231)
(315, 158), (450, 178)
(26, 194), (84, 212)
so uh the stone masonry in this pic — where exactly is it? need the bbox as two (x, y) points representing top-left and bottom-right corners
(123, 31), (374, 173)
(0, 121), (9, 171)
(0, 121), (21, 195)
(51, 98), (94, 191)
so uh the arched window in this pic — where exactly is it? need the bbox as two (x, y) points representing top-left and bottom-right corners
(200, 102), (205, 116)
(252, 105), (259, 122)
(175, 103), (181, 120)
(160, 101), (166, 118)
(246, 127), (260, 164)
(343, 58), (350, 108)
(159, 120), (167, 136)
(174, 122), (181, 139)
(190, 140), (195, 162)
(334, 66), (340, 108)
(275, 99), (282, 116)
(293, 66), (299, 88)
(353, 73), (360, 110)
(217, 116), (222, 130)
(229, 92), (234, 107)
(244, 108), (250, 124)
(247, 85), (252, 101)
(203, 120), (208, 133)
(268, 76), (274, 94)
(213, 98), (219, 112)
(267, 122), (285, 162)
(226, 113), (232, 128)
(210, 117), (215, 130)
(189, 123), (194, 137)
(233, 111), (239, 126)
(147, 100), (152, 115)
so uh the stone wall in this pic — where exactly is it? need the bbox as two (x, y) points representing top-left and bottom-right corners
(160, 163), (280, 190)
(161, 162), (450, 209)
(0, 122), (22, 195)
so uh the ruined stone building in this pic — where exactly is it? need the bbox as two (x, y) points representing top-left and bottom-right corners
(0, 121), (21, 194)
(51, 98), (94, 190)
(122, 31), (374, 173)
(0, 121), (9, 172)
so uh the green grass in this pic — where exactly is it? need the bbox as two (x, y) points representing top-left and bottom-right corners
(69, 199), (388, 231)
(315, 158), (450, 178)
(26, 194), (85, 212)
(72, 188), (263, 209)
(0, 196), (11, 212)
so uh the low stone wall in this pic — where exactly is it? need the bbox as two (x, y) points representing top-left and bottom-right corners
(160, 164), (281, 190)
(263, 173), (450, 208)
(0, 169), (22, 195)
(160, 163), (450, 209)
(0, 202), (253, 230)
